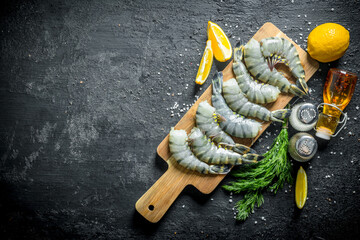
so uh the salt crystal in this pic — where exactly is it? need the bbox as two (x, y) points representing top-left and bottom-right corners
(158, 72), (161, 75)
(308, 22), (312, 25)
(225, 23), (228, 26)
(254, 221), (257, 224)
(182, 205), (185, 208)
(211, 198), (214, 201)
(297, 15), (301, 18)
(356, 106), (359, 110)
(331, 8), (334, 11)
(229, 199), (233, 203)
(185, 48), (187, 51)
(309, 166), (312, 169)
(179, 53), (183, 57)
(285, 26), (287, 29)
(304, 14), (307, 17)
(340, 137), (344, 140)
(199, 87), (202, 90)
(353, 191), (356, 194)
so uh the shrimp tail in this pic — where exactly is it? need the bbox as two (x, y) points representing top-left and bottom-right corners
(241, 153), (265, 163)
(289, 84), (307, 98)
(209, 164), (231, 174)
(297, 78), (309, 96)
(270, 109), (292, 122)
(212, 72), (223, 95)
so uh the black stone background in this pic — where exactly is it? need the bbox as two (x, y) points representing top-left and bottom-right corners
(0, 0), (359, 239)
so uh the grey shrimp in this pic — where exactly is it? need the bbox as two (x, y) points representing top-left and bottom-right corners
(169, 128), (230, 174)
(260, 37), (308, 94)
(188, 127), (263, 165)
(243, 38), (306, 97)
(196, 101), (256, 154)
(233, 42), (280, 104)
(222, 78), (291, 122)
(211, 72), (262, 138)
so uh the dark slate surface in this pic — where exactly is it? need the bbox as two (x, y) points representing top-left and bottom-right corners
(0, 0), (359, 239)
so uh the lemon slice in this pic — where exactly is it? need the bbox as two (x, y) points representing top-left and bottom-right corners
(207, 21), (232, 62)
(295, 166), (308, 209)
(195, 40), (213, 85)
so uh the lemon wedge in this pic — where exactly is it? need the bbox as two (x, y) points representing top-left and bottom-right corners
(195, 40), (213, 85)
(295, 166), (308, 209)
(207, 21), (232, 62)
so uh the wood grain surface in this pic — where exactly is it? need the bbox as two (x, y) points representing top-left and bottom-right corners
(136, 22), (319, 223)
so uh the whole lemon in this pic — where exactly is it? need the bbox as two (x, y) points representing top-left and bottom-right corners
(307, 23), (350, 62)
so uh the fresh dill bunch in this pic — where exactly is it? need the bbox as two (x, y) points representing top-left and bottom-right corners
(222, 120), (293, 221)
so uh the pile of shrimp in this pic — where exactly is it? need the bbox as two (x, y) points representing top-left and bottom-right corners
(169, 37), (307, 174)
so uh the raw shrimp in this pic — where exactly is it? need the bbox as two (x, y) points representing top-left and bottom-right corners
(243, 38), (306, 97)
(222, 78), (291, 122)
(260, 37), (308, 94)
(188, 127), (263, 165)
(233, 42), (280, 104)
(211, 72), (262, 138)
(169, 128), (230, 174)
(196, 101), (256, 154)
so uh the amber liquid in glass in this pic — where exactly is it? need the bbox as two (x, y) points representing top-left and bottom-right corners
(316, 68), (357, 136)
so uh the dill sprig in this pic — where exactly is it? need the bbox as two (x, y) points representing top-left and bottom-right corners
(222, 120), (293, 221)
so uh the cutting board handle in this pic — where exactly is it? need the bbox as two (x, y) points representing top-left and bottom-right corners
(135, 162), (188, 223)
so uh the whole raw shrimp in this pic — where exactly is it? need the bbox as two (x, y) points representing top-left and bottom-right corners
(233, 42), (280, 104)
(188, 127), (263, 165)
(196, 101), (257, 154)
(221, 77), (291, 122)
(260, 37), (308, 94)
(243, 39), (306, 97)
(211, 72), (262, 139)
(169, 128), (230, 174)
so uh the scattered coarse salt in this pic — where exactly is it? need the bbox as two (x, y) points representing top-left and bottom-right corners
(331, 8), (334, 11)
(285, 26), (287, 29)
(353, 191), (356, 194)
(297, 15), (301, 18)
(340, 137), (344, 140)
(295, 39), (298, 43)
(158, 72), (161, 75)
(229, 199), (233, 203)
(211, 198), (214, 201)
(317, 156), (320, 159)
(179, 53), (183, 57)
(356, 106), (359, 110)
(308, 22), (312, 25)
(182, 205), (185, 208)
(185, 48), (187, 51)
(304, 14), (307, 17)
(266, 146), (270, 150)
(309, 166), (312, 169)
(167, 92), (170, 96)
(181, 61), (184, 64)
(254, 221), (257, 224)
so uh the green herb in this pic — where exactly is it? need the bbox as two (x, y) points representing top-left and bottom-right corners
(222, 120), (293, 221)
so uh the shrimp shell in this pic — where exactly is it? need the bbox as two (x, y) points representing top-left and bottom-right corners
(243, 38), (306, 97)
(169, 128), (230, 174)
(233, 42), (280, 104)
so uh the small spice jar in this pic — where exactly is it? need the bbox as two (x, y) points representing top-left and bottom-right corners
(288, 132), (318, 162)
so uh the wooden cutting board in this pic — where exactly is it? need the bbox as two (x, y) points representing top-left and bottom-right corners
(135, 22), (319, 223)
